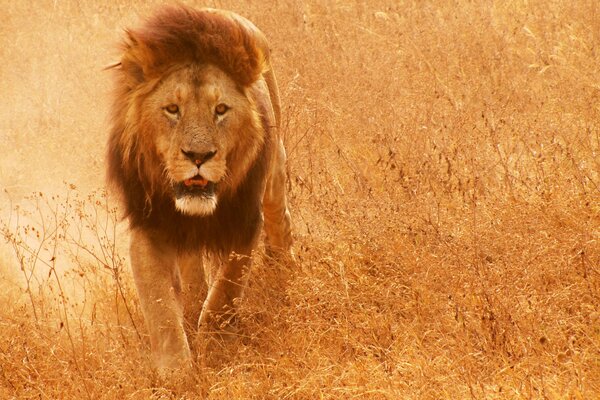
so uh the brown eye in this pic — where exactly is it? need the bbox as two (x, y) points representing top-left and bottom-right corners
(165, 104), (179, 114)
(215, 103), (229, 116)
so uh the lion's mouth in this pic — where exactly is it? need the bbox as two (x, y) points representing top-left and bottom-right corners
(174, 175), (216, 198)
(184, 176), (209, 188)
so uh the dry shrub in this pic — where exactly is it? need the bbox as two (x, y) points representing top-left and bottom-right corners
(0, 189), (154, 398)
(1, 0), (599, 399)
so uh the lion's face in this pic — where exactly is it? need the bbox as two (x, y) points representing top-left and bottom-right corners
(139, 64), (264, 216)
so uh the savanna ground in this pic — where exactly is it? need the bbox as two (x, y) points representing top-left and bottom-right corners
(1, 0), (599, 398)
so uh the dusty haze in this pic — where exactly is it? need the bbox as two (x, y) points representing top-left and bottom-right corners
(1, 1), (599, 399)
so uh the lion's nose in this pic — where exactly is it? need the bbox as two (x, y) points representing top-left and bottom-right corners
(181, 149), (217, 166)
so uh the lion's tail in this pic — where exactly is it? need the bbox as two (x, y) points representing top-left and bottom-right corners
(263, 64), (281, 129)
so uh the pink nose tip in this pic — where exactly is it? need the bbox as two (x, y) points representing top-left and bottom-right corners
(181, 149), (217, 166)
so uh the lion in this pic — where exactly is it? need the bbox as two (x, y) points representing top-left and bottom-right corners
(106, 5), (293, 372)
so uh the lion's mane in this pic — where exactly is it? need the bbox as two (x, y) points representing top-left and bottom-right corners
(107, 6), (274, 253)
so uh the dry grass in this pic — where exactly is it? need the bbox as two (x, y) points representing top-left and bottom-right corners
(1, 0), (599, 398)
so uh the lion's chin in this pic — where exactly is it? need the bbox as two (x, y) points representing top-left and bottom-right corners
(175, 195), (218, 216)
(172, 177), (219, 216)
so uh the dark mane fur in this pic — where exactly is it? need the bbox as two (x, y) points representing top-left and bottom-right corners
(121, 5), (264, 87)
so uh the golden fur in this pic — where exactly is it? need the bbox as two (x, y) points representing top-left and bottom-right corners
(107, 5), (293, 372)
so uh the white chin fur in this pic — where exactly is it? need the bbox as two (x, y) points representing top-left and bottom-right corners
(175, 195), (218, 216)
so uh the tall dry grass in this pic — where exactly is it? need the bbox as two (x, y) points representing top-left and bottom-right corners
(1, 0), (599, 398)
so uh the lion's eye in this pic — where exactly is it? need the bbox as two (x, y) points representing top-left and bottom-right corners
(165, 104), (179, 115)
(215, 103), (229, 116)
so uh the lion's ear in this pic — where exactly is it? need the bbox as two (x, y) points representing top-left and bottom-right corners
(119, 29), (153, 86)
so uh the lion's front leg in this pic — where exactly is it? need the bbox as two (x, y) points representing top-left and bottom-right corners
(198, 248), (255, 336)
(130, 228), (191, 371)
(177, 251), (207, 339)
